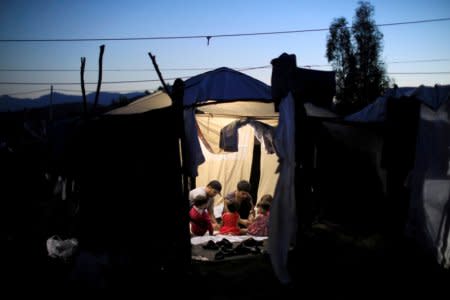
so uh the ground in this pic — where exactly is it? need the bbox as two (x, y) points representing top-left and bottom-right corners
(188, 222), (449, 299)
(5, 221), (448, 298)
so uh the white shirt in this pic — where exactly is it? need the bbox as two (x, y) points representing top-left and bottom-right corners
(189, 187), (214, 214)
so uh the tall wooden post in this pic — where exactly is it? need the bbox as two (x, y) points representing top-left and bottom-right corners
(80, 57), (87, 118)
(93, 44), (105, 113)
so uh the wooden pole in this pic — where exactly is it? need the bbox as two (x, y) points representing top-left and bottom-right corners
(148, 52), (170, 94)
(172, 78), (190, 192)
(80, 57), (87, 118)
(93, 44), (105, 113)
(170, 77), (192, 277)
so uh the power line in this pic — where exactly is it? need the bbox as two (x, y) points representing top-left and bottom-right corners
(388, 72), (450, 75)
(0, 66), (270, 72)
(1, 17), (449, 43)
(55, 88), (146, 93)
(1, 58), (449, 73)
(1, 71), (449, 86)
(0, 67), (215, 72)
(0, 76), (192, 85)
(377, 18), (450, 27)
(388, 58), (450, 64)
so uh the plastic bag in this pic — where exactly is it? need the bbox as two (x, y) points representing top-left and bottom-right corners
(46, 235), (79, 261)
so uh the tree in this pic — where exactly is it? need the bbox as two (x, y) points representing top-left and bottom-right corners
(326, 1), (389, 113)
(326, 17), (358, 105)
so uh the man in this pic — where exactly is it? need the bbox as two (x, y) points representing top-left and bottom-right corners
(223, 180), (255, 227)
(189, 180), (222, 231)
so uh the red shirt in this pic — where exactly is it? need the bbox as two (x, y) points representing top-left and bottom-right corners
(219, 211), (241, 235)
(189, 206), (213, 236)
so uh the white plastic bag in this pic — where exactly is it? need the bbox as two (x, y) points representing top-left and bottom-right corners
(46, 235), (79, 260)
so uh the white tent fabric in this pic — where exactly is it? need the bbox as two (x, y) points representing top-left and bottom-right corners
(198, 100), (278, 118)
(196, 121), (255, 199)
(106, 91), (171, 115)
(195, 102), (279, 153)
(195, 114), (279, 203)
(406, 97), (450, 268)
(258, 144), (280, 201)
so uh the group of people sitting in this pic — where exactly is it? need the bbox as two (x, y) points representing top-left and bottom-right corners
(189, 179), (272, 237)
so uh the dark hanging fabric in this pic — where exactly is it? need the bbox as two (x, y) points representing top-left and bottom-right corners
(219, 118), (250, 152)
(219, 118), (275, 153)
(381, 96), (421, 234)
(294, 67), (336, 109)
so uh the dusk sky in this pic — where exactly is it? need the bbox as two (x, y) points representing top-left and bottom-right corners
(1, 0), (449, 98)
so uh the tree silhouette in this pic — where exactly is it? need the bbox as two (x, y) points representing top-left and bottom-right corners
(326, 1), (389, 114)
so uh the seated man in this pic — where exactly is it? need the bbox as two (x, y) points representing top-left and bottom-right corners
(223, 180), (254, 227)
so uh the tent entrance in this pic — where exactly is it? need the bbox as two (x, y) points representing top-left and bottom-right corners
(193, 102), (279, 217)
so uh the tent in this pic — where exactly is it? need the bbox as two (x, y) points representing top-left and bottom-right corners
(106, 62), (337, 284)
(108, 61), (337, 277)
(345, 85), (450, 268)
(181, 67), (279, 204)
(182, 65), (336, 283)
(108, 68), (280, 203)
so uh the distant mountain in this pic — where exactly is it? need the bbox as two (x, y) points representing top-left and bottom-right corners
(0, 91), (145, 112)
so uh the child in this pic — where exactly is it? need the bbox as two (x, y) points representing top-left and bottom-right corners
(247, 198), (271, 236)
(259, 194), (273, 205)
(219, 202), (247, 235)
(189, 195), (214, 236)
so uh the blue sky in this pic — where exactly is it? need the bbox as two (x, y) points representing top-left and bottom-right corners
(1, 0), (449, 98)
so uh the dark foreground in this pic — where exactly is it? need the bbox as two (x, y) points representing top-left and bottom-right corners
(190, 223), (449, 299)
(5, 222), (449, 298)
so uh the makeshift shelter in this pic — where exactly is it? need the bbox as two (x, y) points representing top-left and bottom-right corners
(270, 55), (449, 283)
(345, 85), (450, 268)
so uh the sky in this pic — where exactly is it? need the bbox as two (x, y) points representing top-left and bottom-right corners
(0, 0), (449, 99)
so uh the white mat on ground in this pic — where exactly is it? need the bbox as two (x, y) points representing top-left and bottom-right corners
(191, 234), (268, 246)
